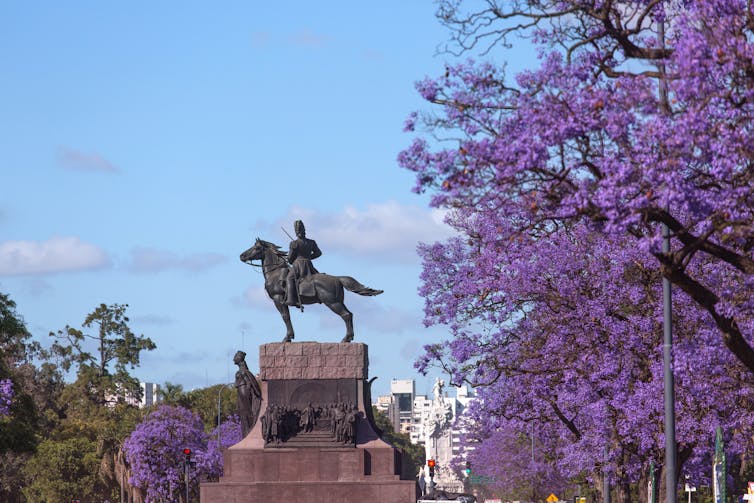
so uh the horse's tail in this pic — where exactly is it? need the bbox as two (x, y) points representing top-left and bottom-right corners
(337, 276), (383, 296)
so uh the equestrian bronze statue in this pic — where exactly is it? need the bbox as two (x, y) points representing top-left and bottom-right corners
(239, 224), (383, 342)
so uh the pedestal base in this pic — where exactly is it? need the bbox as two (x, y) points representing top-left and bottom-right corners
(200, 342), (419, 503)
(201, 480), (415, 503)
(200, 445), (416, 503)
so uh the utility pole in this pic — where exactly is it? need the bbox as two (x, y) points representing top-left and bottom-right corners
(658, 13), (678, 503)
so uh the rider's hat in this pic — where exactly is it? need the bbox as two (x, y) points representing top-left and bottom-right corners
(294, 220), (306, 236)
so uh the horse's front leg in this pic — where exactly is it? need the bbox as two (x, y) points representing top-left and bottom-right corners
(274, 301), (295, 342)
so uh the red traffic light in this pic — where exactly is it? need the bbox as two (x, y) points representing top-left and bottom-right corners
(183, 448), (192, 455)
(427, 458), (436, 478)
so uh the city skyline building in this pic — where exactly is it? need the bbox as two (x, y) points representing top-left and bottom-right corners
(105, 381), (161, 408)
(374, 378), (477, 458)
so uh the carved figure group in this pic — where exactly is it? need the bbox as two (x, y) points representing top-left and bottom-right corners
(260, 401), (360, 445)
(324, 402), (359, 444)
(300, 402), (316, 433)
(261, 404), (301, 444)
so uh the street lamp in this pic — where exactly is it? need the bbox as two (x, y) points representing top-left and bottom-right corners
(217, 383), (233, 448)
(658, 15), (678, 503)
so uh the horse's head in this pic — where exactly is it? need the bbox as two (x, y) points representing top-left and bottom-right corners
(240, 238), (266, 264)
(240, 238), (286, 265)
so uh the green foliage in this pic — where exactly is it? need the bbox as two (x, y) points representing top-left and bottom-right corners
(0, 390), (37, 453)
(371, 406), (425, 475)
(182, 384), (237, 430)
(22, 436), (101, 503)
(157, 382), (238, 431)
(42, 302), (159, 500)
(0, 293), (46, 503)
(50, 303), (156, 405)
(158, 380), (188, 405)
(0, 292), (38, 366)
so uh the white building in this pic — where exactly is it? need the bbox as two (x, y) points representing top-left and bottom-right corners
(409, 383), (476, 449)
(374, 378), (477, 456)
(106, 382), (161, 408)
(140, 382), (160, 407)
(374, 379), (417, 434)
(413, 379), (478, 492)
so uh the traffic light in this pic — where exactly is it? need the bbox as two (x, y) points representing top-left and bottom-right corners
(465, 460), (472, 476)
(427, 458), (436, 478)
(183, 447), (192, 464)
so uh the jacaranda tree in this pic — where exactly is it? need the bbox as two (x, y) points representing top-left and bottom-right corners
(124, 405), (207, 502)
(123, 404), (239, 502)
(420, 222), (754, 500)
(401, 0), (754, 372)
(202, 414), (242, 482)
(400, 0), (754, 499)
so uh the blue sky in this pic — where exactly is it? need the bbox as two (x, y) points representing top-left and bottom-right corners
(0, 2), (534, 397)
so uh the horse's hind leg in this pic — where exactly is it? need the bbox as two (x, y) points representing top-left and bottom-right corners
(325, 301), (354, 343)
(274, 301), (295, 342)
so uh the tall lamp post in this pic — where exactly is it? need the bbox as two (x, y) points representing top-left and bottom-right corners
(658, 12), (678, 503)
(217, 383), (233, 448)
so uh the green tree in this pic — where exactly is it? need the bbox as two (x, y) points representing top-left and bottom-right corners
(23, 435), (101, 503)
(0, 293), (44, 503)
(0, 293), (39, 453)
(44, 385), (146, 503)
(158, 381), (188, 405)
(183, 383), (237, 430)
(47, 303), (156, 501)
(372, 406), (425, 476)
(50, 303), (156, 405)
(0, 292), (39, 366)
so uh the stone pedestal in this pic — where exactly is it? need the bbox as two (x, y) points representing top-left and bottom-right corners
(200, 342), (418, 503)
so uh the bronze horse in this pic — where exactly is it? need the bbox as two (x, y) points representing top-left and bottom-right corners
(240, 239), (383, 342)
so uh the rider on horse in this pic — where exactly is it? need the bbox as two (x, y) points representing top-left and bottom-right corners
(286, 220), (322, 308)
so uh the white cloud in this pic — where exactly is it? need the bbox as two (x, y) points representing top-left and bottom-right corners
(57, 146), (120, 173)
(0, 236), (110, 276)
(255, 201), (455, 263)
(126, 248), (226, 274)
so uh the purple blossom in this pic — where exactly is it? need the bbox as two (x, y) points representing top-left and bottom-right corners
(400, 1), (754, 483)
(123, 405), (214, 502)
(400, 0), (754, 494)
(200, 415), (242, 481)
(0, 379), (13, 416)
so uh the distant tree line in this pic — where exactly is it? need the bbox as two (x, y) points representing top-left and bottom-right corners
(0, 293), (239, 503)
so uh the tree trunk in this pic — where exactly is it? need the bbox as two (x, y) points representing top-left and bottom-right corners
(615, 480), (632, 503)
(594, 471), (608, 503)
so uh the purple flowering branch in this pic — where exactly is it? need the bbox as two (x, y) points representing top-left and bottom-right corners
(403, 0), (754, 376)
(0, 379), (13, 416)
(122, 405), (239, 502)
